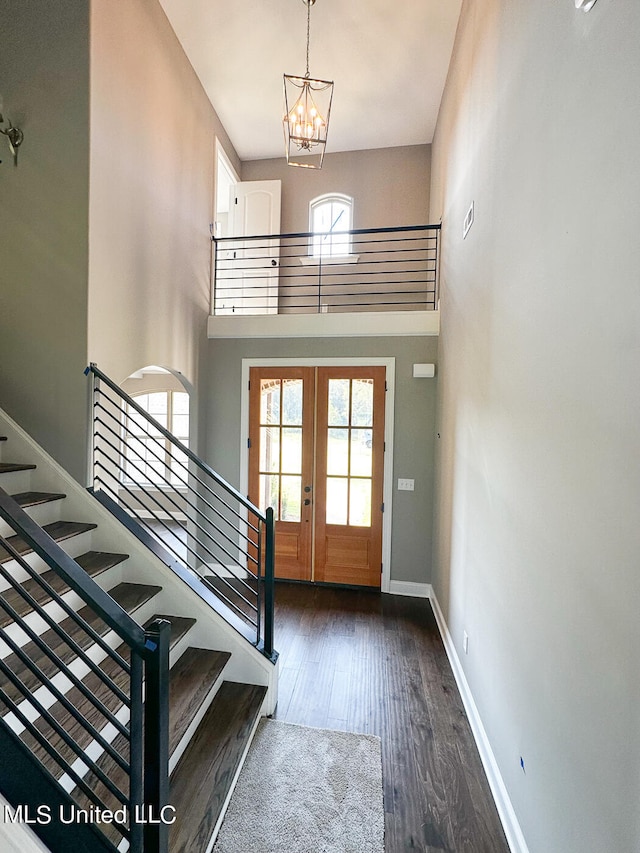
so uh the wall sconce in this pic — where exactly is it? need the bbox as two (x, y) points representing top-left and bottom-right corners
(0, 97), (24, 167)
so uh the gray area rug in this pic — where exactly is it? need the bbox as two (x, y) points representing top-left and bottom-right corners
(212, 718), (384, 853)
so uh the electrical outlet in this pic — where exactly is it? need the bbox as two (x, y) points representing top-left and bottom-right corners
(463, 631), (469, 654)
(397, 478), (415, 491)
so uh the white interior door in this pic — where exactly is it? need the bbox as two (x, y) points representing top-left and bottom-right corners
(218, 180), (281, 315)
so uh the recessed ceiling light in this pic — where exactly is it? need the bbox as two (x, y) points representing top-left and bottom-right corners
(575, 0), (598, 10)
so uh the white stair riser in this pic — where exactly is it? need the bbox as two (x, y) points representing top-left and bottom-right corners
(0, 531), (97, 593)
(0, 469), (34, 496)
(0, 498), (65, 539)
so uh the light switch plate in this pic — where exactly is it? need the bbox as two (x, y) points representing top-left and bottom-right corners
(398, 478), (415, 491)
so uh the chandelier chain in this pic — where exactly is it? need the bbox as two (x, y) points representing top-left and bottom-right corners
(305, 0), (311, 77)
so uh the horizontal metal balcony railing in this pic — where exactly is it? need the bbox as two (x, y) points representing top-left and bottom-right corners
(212, 223), (440, 316)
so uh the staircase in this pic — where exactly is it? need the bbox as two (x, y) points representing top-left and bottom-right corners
(0, 411), (278, 853)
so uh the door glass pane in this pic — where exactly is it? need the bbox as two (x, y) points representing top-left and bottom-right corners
(260, 381), (281, 424)
(350, 430), (372, 476)
(260, 427), (280, 472)
(282, 380), (303, 425)
(281, 476), (302, 522)
(351, 379), (374, 427)
(259, 474), (279, 519)
(328, 379), (350, 426)
(327, 428), (349, 475)
(326, 477), (348, 525)
(349, 478), (371, 527)
(281, 427), (302, 474)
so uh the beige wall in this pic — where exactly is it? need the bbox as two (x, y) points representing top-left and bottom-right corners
(431, 1), (640, 851)
(242, 145), (432, 233)
(0, 1), (91, 482)
(88, 0), (239, 403)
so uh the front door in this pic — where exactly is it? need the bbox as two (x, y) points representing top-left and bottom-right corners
(248, 366), (386, 587)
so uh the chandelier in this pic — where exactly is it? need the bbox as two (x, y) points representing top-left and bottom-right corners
(283, 0), (334, 169)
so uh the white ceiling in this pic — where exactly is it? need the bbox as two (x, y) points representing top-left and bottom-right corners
(158, 0), (462, 162)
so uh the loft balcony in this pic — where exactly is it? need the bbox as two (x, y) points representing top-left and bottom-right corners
(207, 224), (440, 339)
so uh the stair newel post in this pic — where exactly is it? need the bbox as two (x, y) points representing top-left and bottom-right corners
(129, 650), (145, 853)
(84, 363), (98, 490)
(143, 618), (171, 853)
(264, 506), (275, 657)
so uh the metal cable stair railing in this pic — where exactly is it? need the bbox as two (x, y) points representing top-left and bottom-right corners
(85, 364), (276, 660)
(0, 487), (170, 853)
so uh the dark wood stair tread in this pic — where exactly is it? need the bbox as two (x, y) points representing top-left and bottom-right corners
(0, 550), (129, 629)
(168, 648), (231, 754)
(169, 681), (267, 853)
(0, 461), (36, 473)
(11, 490), (67, 507)
(204, 575), (258, 619)
(0, 582), (162, 705)
(67, 647), (233, 842)
(0, 520), (98, 564)
(20, 615), (197, 780)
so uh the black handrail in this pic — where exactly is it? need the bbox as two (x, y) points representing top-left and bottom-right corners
(215, 221), (441, 243)
(87, 364), (261, 515)
(0, 488), (170, 853)
(85, 363), (277, 659)
(212, 222), (440, 316)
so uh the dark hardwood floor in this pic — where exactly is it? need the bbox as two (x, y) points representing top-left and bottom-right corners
(271, 582), (510, 853)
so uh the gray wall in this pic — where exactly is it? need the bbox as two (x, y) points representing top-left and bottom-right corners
(0, 1), (90, 482)
(242, 145), (431, 233)
(204, 336), (437, 585)
(430, 1), (640, 851)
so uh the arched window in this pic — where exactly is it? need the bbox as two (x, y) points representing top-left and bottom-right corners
(123, 389), (189, 486)
(309, 194), (353, 259)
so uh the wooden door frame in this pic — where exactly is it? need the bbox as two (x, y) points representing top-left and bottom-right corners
(240, 357), (396, 593)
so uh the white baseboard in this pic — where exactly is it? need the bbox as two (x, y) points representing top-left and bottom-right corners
(428, 592), (529, 853)
(388, 580), (432, 598)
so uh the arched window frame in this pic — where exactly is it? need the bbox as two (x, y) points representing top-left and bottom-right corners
(307, 193), (358, 263)
(122, 389), (190, 487)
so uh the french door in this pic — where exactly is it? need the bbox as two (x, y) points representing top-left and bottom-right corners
(248, 366), (385, 587)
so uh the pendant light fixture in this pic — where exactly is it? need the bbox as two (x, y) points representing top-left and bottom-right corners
(283, 0), (333, 169)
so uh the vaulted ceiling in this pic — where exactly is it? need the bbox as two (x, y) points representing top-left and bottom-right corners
(158, 0), (462, 161)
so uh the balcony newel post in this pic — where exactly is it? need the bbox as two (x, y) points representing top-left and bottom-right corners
(212, 234), (218, 314)
(143, 618), (171, 853)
